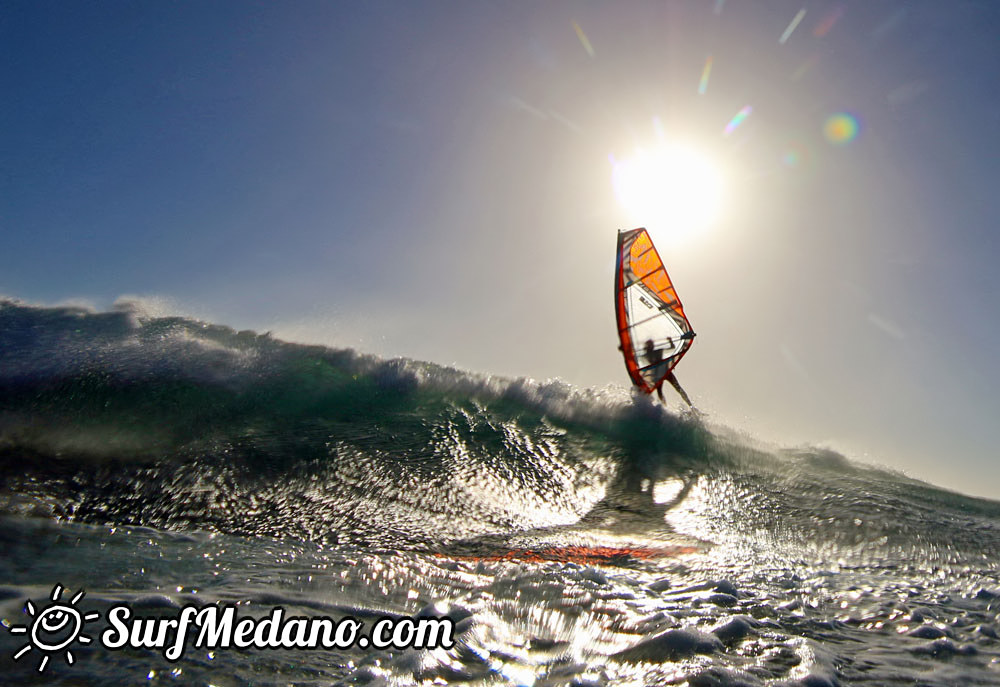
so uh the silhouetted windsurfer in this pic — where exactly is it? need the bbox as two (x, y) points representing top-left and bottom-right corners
(615, 229), (697, 409)
(642, 338), (693, 407)
(643, 338), (663, 366)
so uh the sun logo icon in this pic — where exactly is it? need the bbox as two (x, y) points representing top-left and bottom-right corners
(8, 584), (100, 672)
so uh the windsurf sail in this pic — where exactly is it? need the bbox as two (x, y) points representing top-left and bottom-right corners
(614, 228), (696, 395)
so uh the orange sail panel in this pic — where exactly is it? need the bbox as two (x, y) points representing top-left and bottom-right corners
(614, 228), (695, 393)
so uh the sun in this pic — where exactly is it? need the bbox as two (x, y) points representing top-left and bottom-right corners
(611, 141), (723, 242)
(9, 584), (99, 673)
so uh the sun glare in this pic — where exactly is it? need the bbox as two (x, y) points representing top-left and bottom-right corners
(611, 142), (723, 242)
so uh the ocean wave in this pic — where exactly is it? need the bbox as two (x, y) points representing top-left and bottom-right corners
(2, 300), (998, 562)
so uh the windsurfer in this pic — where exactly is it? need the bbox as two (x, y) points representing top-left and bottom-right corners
(643, 338), (663, 366)
(643, 338), (693, 407)
(615, 229), (697, 409)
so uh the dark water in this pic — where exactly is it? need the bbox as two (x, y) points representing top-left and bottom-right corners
(2, 299), (1000, 686)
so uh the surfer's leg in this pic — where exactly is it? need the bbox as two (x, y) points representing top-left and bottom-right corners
(666, 373), (693, 408)
(656, 385), (665, 403)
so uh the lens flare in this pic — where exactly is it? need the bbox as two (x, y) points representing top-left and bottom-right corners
(823, 113), (859, 145)
(698, 56), (713, 95)
(813, 6), (845, 37)
(724, 106), (752, 136)
(779, 9), (807, 44)
(572, 21), (595, 58)
(791, 53), (819, 81)
(782, 140), (810, 167)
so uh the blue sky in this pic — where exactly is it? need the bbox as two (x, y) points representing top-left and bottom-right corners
(3, 1), (998, 498)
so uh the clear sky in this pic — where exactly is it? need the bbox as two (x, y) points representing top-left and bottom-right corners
(3, 1), (998, 498)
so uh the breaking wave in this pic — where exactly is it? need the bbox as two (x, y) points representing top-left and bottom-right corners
(4, 300), (1000, 686)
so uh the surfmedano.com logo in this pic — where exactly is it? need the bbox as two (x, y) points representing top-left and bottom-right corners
(8, 583), (455, 672)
